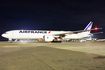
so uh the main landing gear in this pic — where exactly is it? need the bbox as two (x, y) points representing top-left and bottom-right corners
(51, 38), (62, 43)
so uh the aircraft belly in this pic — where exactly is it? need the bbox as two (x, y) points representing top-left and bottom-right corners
(64, 35), (83, 39)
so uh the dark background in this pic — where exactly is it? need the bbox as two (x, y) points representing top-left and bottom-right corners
(0, 0), (105, 40)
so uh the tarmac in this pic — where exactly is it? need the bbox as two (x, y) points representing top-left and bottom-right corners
(0, 41), (105, 70)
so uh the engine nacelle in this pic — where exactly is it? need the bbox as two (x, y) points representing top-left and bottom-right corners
(44, 35), (54, 42)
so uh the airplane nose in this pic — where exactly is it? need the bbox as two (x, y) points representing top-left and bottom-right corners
(1, 34), (7, 38)
(2, 34), (5, 37)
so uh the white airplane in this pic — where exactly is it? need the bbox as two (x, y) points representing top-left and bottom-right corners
(1, 21), (103, 42)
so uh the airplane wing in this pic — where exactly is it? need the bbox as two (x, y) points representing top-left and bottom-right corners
(52, 32), (73, 37)
(53, 21), (102, 37)
(53, 28), (103, 37)
(73, 28), (102, 34)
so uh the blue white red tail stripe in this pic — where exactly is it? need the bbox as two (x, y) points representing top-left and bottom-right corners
(84, 21), (93, 32)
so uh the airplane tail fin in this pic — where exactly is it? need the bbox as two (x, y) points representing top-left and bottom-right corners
(84, 21), (93, 33)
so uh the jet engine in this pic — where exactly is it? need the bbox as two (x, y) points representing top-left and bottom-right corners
(44, 35), (54, 42)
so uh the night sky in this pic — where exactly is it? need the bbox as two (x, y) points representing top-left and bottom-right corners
(0, 0), (105, 40)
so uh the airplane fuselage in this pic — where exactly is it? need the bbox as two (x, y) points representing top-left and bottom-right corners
(2, 30), (92, 40)
(2, 21), (102, 42)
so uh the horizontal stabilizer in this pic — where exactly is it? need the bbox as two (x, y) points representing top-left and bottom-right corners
(89, 32), (103, 35)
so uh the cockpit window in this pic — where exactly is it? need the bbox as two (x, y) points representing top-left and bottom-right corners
(4, 32), (7, 34)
